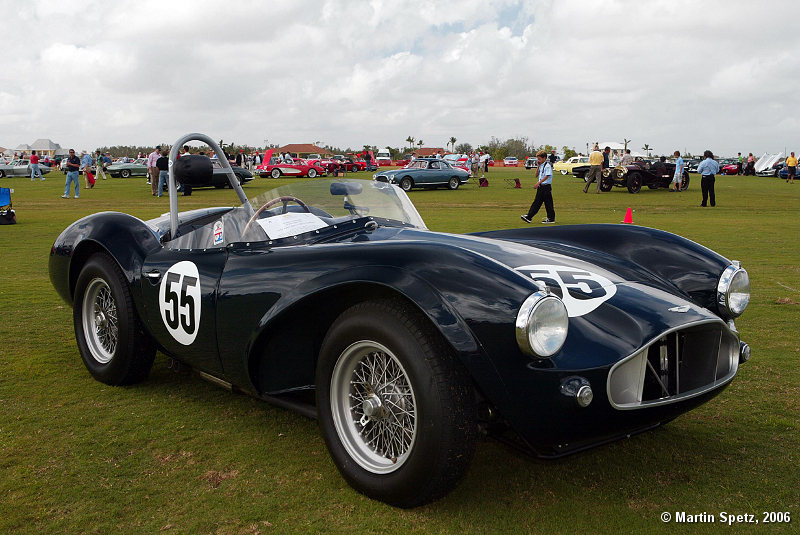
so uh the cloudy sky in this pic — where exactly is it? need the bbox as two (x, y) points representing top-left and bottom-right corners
(2, 0), (799, 157)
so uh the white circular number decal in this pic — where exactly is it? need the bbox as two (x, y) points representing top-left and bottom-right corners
(159, 261), (202, 345)
(516, 264), (616, 317)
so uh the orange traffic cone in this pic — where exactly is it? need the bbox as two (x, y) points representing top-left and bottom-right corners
(623, 207), (634, 224)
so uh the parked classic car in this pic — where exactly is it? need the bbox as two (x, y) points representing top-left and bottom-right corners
(0, 158), (52, 178)
(107, 158), (149, 178)
(601, 159), (690, 193)
(553, 156), (590, 175)
(442, 153), (471, 172)
(571, 164), (591, 180)
(524, 157), (538, 170)
(373, 157), (470, 190)
(503, 156), (519, 167)
(257, 157), (326, 179)
(331, 155), (365, 172)
(49, 134), (751, 508)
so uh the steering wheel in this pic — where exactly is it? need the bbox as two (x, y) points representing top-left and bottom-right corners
(243, 195), (311, 237)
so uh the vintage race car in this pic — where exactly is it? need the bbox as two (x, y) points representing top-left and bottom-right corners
(49, 134), (751, 508)
(601, 160), (690, 193)
(373, 157), (470, 191)
(0, 158), (52, 177)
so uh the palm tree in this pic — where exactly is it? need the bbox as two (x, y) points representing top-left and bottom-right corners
(623, 138), (631, 152)
(642, 143), (652, 156)
(417, 139), (424, 149)
(449, 136), (457, 152)
(405, 136), (414, 150)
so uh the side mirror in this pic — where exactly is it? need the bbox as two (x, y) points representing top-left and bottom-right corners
(173, 155), (212, 186)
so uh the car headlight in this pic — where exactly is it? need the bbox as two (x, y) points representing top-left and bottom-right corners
(717, 262), (750, 318)
(515, 291), (569, 358)
(616, 167), (627, 178)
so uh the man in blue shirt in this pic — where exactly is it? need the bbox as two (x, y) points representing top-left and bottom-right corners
(670, 150), (684, 192)
(696, 150), (720, 207)
(521, 150), (556, 224)
(62, 149), (81, 199)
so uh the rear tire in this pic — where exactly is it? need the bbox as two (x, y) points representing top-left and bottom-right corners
(681, 172), (690, 190)
(308, 168), (317, 178)
(316, 299), (476, 508)
(120, 169), (131, 178)
(448, 177), (459, 190)
(73, 254), (156, 385)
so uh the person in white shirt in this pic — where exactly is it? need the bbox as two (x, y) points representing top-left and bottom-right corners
(480, 152), (490, 179)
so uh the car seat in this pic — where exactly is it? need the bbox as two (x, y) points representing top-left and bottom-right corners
(0, 187), (16, 224)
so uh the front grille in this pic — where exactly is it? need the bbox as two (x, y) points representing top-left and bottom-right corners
(608, 320), (739, 409)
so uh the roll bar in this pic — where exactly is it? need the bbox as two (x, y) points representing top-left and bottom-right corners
(168, 133), (252, 238)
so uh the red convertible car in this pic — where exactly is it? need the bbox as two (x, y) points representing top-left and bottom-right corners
(256, 154), (326, 179)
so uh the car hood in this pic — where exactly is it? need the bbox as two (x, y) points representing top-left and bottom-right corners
(383, 226), (725, 370)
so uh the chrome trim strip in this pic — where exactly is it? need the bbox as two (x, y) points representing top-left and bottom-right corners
(607, 318), (739, 410)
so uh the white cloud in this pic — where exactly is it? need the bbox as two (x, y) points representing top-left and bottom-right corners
(1, 0), (799, 156)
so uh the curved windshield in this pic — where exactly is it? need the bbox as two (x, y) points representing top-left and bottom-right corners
(166, 179), (426, 250)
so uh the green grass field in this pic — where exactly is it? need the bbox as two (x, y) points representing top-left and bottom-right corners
(1, 166), (798, 534)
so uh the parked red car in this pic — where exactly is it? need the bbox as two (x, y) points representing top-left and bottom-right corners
(256, 155), (326, 178)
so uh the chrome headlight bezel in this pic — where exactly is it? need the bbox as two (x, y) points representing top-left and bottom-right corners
(515, 291), (569, 358)
(717, 261), (750, 318)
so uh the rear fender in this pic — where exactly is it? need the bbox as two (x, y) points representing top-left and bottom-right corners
(49, 212), (162, 311)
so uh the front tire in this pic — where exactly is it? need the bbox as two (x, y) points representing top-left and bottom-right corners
(448, 177), (459, 190)
(560, 169), (568, 175)
(627, 172), (642, 193)
(399, 177), (413, 191)
(271, 169), (281, 179)
(73, 254), (155, 385)
(316, 299), (476, 508)
(681, 172), (690, 190)
(599, 179), (613, 192)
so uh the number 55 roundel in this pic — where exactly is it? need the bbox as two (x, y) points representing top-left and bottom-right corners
(159, 261), (202, 345)
(515, 264), (616, 317)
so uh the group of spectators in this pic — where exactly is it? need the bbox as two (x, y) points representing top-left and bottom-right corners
(520, 144), (733, 223)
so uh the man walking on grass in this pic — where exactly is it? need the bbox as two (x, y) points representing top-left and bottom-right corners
(583, 144), (603, 193)
(521, 150), (555, 224)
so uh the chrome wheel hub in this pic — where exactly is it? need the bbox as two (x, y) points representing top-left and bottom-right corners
(81, 278), (118, 364)
(330, 341), (417, 474)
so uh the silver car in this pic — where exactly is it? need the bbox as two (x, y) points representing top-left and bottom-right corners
(0, 159), (53, 178)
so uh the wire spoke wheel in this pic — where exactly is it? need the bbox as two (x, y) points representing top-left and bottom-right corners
(81, 278), (119, 363)
(330, 341), (417, 474)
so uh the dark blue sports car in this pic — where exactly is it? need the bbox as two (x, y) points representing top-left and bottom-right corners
(49, 135), (751, 508)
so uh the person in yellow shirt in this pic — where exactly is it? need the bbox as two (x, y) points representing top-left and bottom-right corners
(785, 152), (797, 183)
(583, 145), (604, 193)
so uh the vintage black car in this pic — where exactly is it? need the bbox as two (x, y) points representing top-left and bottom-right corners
(571, 163), (591, 180)
(601, 159), (690, 193)
(49, 134), (751, 508)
